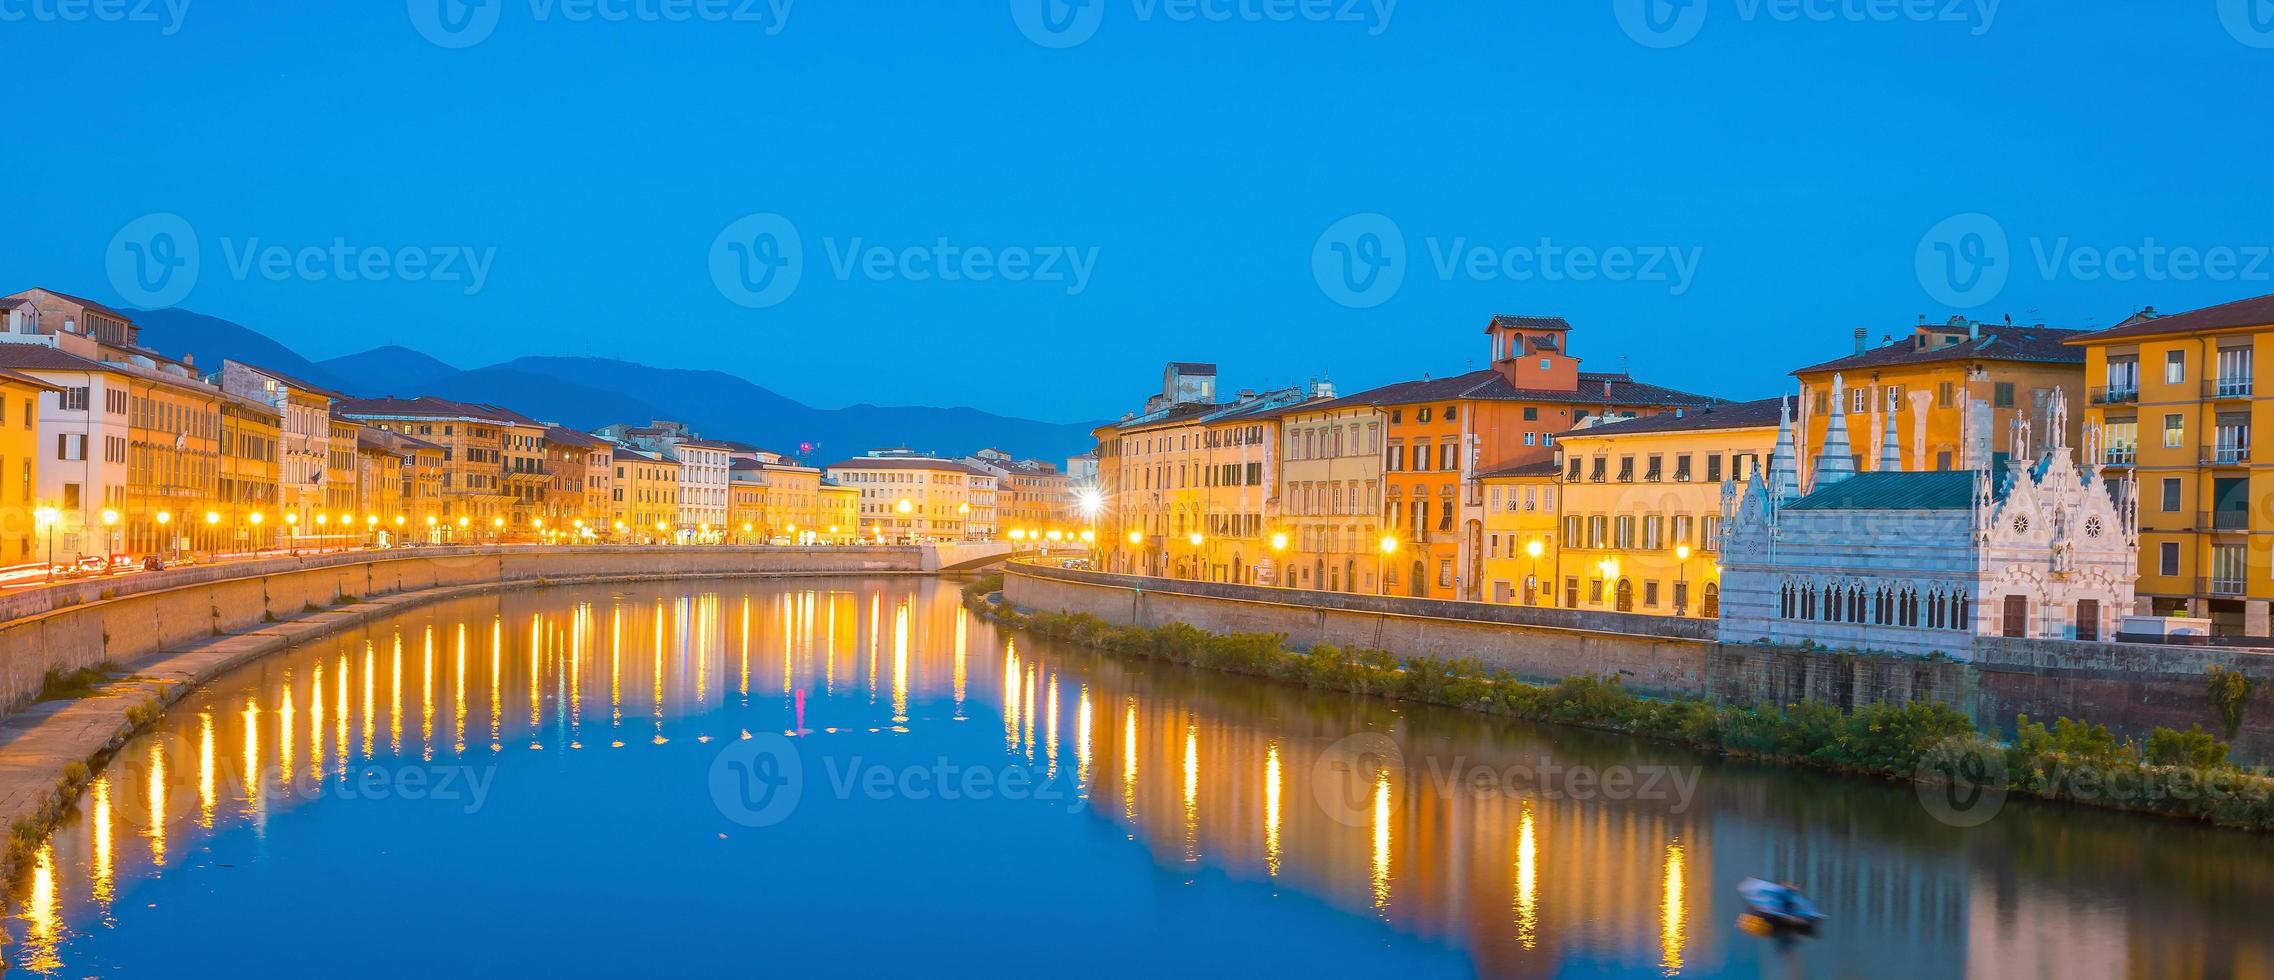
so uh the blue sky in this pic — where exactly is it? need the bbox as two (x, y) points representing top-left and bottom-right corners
(5, 1), (2271, 421)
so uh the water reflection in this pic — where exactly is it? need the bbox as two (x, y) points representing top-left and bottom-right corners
(8, 578), (2274, 977)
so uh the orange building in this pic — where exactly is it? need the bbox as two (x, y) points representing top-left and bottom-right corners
(1330, 315), (1718, 599)
(1789, 318), (2085, 481)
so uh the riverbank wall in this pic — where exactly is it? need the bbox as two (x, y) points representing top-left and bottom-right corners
(0, 543), (1009, 717)
(1005, 563), (2274, 764)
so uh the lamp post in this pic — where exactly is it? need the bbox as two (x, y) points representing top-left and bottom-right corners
(1186, 531), (1204, 581)
(1675, 544), (1693, 616)
(100, 508), (121, 561)
(1525, 538), (1545, 605)
(286, 512), (300, 555)
(156, 511), (173, 562)
(1376, 534), (1398, 596)
(34, 506), (59, 583)
(249, 511), (265, 554)
(1268, 531), (1289, 588)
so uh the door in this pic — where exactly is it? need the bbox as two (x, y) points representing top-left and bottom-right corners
(2076, 599), (2099, 641)
(2002, 595), (2028, 638)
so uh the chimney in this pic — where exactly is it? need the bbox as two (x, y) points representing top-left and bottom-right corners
(1852, 327), (1866, 354)
(1970, 319), (1980, 340)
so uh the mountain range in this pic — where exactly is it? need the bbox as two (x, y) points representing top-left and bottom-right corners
(129, 308), (1102, 463)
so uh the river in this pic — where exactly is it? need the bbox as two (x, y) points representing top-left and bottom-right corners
(7, 577), (2270, 977)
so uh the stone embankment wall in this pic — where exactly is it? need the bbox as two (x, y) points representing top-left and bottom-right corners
(0, 546), (931, 713)
(1006, 563), (2274, 764)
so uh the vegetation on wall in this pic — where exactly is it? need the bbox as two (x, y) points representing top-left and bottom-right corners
(969, 575), (2274, 831)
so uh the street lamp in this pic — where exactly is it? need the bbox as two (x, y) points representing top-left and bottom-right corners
(100, 508), (120, 560)
(1525, 538), (1545, 605)
(1675, 544), (1693, 616)
(156, 511), (173, 562)
(34, 506), (59, 583)
(1377, 534), (1399, 596)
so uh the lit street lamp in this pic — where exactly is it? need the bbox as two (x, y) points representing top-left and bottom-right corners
(34, 506), (59, 583)
(1525, 538), (1545, 605)
(1675, 544), (1693, 616)
(1377, 534), (1398, 596)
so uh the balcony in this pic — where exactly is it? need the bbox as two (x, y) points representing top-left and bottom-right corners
(2204, 377), (2255, 400)
(2203, 575), (2248, 597)
(2203, 445), (2252, 467)
(2198, 509), (2251, 532)
(2089, 385), (2139, 406)
(2101, 448), (2137, 466)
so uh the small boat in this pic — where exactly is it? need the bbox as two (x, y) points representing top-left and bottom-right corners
(1737, 877), (1826, 931)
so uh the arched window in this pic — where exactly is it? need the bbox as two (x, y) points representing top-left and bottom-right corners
(1848, 586), (1864, 624)
(1702, 583), (1721, 619)
(1615, 578), (1635, 612)
(1952, 590), (1970, 631)
(1781, 583), (1794, 619)
(1905, 589), (1921, 627)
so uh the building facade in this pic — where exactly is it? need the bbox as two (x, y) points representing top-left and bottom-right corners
(1268, 396), (1382, 593)
(2068, 293), (2274, 634)
(824, 455), (980, 542)
(1792, 318), (2085, 480)
(1720, 382), (2138, 658)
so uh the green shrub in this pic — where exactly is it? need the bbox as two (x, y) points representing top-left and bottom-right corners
(2145, 725), (2230, 769)
(2208, 665), (2255, 739)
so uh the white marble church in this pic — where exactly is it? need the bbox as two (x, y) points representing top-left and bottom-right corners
(1717, 376), (2138, 659)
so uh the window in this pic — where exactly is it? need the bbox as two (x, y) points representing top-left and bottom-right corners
(56, 434), (85, 461)
(1614, 515), (1636, 549)
(1813, 390), (1829, 414)
(1417, 408), (1432, 423)
(1850, 386), (1869, 413)
(61, 387), (89, 411)
(1937, 380), (1955, 408)
(1523, 407), (1538, 421)
(2158, 541), (2180, 577)
(2217, 346), (2254, 397)
(1936, 451), (1953, 471)
(2162, 477), (2182, 512)
(2163, 414), (2185, 449)
(1644, 581), (1660, 607)
(1444, 405), (1458, 421)
(1439, 443), (1457, 470)
(2165, 350), (2187, 385)
(1673, 454), (1692, 482)
(2103, 420), (2138, 465)
(1993, 382), (2015, 408)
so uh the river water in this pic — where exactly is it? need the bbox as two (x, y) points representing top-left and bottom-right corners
(6, 577), (2270, 977)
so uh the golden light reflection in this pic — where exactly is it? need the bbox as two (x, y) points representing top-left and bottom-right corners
(1660, 840), (1686, 976)
(528, 613), (543, 748)
(242, 697), (265, 828)
(1182, 721), (1199, 862)
(1371, 769), (1392, 912)
(952, 605), (968, 717)
(1122, 699), (1138, 819)
(1044, 675), (1061, 778)
(391, 633), (405, 754)
(738, 596), (751, 699)
(891, 600), (910, 724)
(147, 743), (168, 867)
(422, 627), (436, 759)
(1515, 802), (1538, 949)
(865, 593), (879, 696)
(278, 679), (297, 785)
(609, 608), (622, 730)
(1021, 667), (1037, 759)
(455, 625), (470, 754)
(1002, 643), (1021, 752)
(361, 641), (376, 758)
(90, 775), (114, 910)
(1263, 742), (1282, 877)
(1075, 684), (1093, 787)
(310, 662), (326, 780)
(493, 617), (507, 750)
(196, 711), (215, 828)
(335, 653), (350, 774)
(24, 844), (59, 972)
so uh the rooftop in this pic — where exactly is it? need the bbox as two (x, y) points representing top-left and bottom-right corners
(1783, 471), (1977, 512)
(1317, 368), (1720, 412)
(1560, 396), (1786, 440)
(1485, 313), (1573, 333)
(7, 287), (133, 323)
(823, 456), (992, 476)
(1476, 459), (1561, 480)
(224, 359), (346, 400)
(2067, 291), (2274, 344)
(339, 395), (544, 427)
(1792, 323), (2085, 374)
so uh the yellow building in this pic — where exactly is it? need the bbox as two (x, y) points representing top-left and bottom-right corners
(1792, 318), (2084, 479)
(1099, 380), (1317, 582)
(1548, 398), (1781, 617)
(339, 396), (523, 542)
(0, 367), (61, 566)
(1476, 461), (1561, 606)
(819, 480), (859, 543)
(822, 455), (977, 543)
(2070, 293), (2274, 636)
(728, 481), (765, 543)
(544, 426), (614, 537)
(216, 397), (281, 553)
(612, 446), (681, 543)
(1264, 395), (1383, 592)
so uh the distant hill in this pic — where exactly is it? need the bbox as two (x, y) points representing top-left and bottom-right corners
(317, 346), (458, 392)
(131, 307), (341, 386)
(124, 309), (1100, 460)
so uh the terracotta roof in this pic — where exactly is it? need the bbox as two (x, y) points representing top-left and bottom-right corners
(0, 344), (196, 395)
(1476, 460), (1561, 480)
(543, 426), (611, 448)
(1792, 325), (2085, 375)
(1559, 396), (1787, 440)
(1486, 314), (1572, 333)
(2066, 292), (2274, 345)
(338, 395), (543, 427)
(823, 456), (991, 476)
(1321, 368), (1721, 411)
(9, 288), (132, 322)
(1785, 472), (1976, 511)
(613, 445), (676, 465)
(224, 359), (345, 400)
